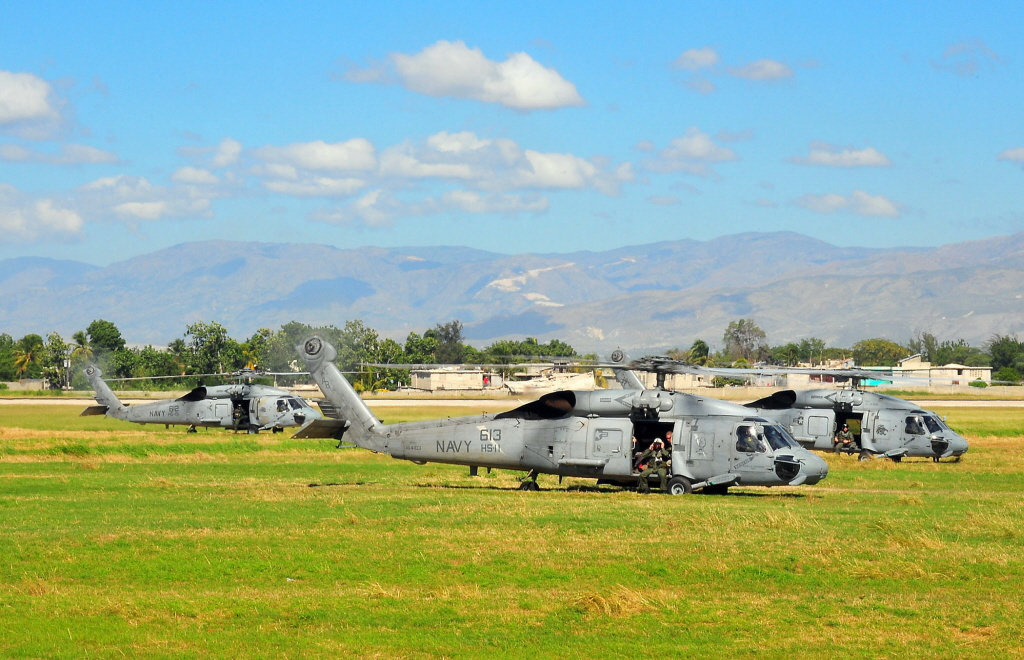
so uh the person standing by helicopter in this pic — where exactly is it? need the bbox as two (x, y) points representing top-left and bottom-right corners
(637, 438), (672, 493)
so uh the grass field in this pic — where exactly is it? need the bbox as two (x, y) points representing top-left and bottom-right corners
(1, 404), (1023, 659)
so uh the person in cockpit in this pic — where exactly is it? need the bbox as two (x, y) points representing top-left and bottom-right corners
(736, 426), (760, 453)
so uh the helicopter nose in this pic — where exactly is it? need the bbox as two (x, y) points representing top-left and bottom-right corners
(294, 414), (306, 425)
(946, 434), (969, 457)
(801, 452), (829, 485)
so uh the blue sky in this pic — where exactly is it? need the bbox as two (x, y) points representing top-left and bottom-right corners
(1, 0), (1022, 265)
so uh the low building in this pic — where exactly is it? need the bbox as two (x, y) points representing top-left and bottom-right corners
(409, 368), (504, 391)
(891, 354), (992, 385)
(1, 379), (48, 391)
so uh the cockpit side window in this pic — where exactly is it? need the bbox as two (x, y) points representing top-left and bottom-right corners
(904, 416), (926, 435)
(762, 425), (796, 450)
(277, 399), (288, 412)
(735, 425), (765, 453)
(289, 399), (303, 410)
(923, 416), (942, 434)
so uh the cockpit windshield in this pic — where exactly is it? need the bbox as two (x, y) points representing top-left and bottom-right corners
(762, 424), (799, 450)
(923, 415), (943, 434)
(289, 398), (303, 410)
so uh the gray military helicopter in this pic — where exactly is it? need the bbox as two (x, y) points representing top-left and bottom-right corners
(292, 337), (828, 494)
(745, 387), (969, 463)
(625, 358), (970, 463)
(81, 365), (322, 433)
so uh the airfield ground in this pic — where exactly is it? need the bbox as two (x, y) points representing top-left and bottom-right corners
(1, 403), (1022, 659)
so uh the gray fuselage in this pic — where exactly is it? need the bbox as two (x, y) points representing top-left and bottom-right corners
(747, 389), (969, 459)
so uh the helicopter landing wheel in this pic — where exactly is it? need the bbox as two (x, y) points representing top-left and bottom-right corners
(247, 425), (260, 435)
(186, 425), (197, 434)
(890, 455), (902, 463)
(518, 470), (540, 491)
(932, 456), (941, 463)
(667, 476), (692, 495)
(858, 451), (871, 462)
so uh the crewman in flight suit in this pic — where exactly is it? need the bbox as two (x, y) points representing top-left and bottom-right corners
(834, 423), (856, 453)
(637, 439), (672, 493)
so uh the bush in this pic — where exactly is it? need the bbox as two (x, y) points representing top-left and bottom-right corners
(994, 367), (1022, 385)
(969, 380), (988, 388)
(0, 383), (7, 390)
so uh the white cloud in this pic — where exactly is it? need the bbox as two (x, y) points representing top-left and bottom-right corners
(254, 138), (377, 172)
(515, 151), (598, 190)
(647, 195), (680, 206)
(345, 40), (585, 111)
(171, 167), (220, 185)
(114, 201), (168, 221)
(0, 71), (62, 138)
(795, 190), (902, 217)
(310, 187), (551, 227)
(728, 59), (794, 81)
(263, 176), (366, 197)
(643, 127), (738, 176)
(251, 138), (376, 198)
(673, 47), (719, 71)
(211, 137), (242, 167)
(78, 175), (212, 222)
(0, 142), (120, 165)
(0, 183), (83, 241)
(997, 147), (1024, 166)
(789, 142), (892, 167)
(377, 130), (632, 194)
(441, 190), (549, 214)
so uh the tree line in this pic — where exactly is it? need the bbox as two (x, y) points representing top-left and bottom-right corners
(0, 319), (584, 392)
(3, 316), (1023, 391)
(669, 320), (1024, 384)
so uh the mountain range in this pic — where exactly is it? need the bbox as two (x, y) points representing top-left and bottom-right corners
(3, 231), (1023, 352)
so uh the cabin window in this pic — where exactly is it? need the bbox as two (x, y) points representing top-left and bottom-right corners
(904, 416), (926, 435)
(807, 416), (829, 437)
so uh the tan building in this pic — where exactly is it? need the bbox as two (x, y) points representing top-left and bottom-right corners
(892, 354), (991, 385)
(409, 368), (504, 391)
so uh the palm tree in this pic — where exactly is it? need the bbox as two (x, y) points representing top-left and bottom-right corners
(71, 331), (93, 364)
(13, 341), (42, 379)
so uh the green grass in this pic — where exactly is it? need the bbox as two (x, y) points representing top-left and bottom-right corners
(1, 405), (1023, 658)
(874, 388), (1024, 400)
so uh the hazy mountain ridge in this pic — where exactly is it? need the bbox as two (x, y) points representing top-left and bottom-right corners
(2, 232), (1021, 350)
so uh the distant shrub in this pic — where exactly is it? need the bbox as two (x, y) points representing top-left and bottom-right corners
(0, 383), (7, 390)
(969, 380), (988, 388)
(994, 367), (1022, 385)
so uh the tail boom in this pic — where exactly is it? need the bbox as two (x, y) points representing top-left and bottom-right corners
(297, 336), (385, 451)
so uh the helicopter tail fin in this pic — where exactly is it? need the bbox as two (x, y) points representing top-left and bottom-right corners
(296, 336), (384, 449)
(82, 365), (126, 417)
